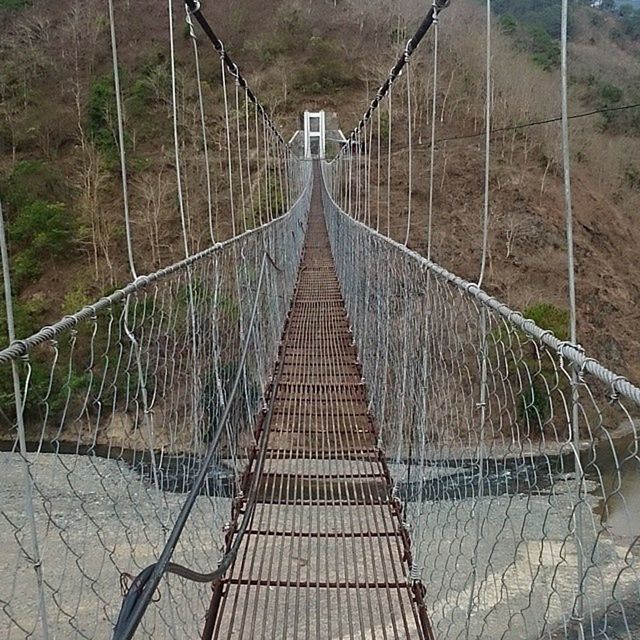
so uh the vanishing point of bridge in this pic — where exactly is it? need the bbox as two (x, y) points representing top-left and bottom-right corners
(208, 172), (431, 639)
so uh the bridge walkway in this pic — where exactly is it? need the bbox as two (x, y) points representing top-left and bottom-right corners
(208, 173), (431, 639)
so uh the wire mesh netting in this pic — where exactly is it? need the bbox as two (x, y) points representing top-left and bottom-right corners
(0, 165), (311, 639)
(322, 162), (640, 640)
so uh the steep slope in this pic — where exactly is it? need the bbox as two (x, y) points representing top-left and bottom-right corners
(0, 0), (639, 383)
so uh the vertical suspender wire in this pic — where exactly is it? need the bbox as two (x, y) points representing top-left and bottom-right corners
(221, 54), (237, 236)
(255, 106), (264, 226)
(186, 8), (216, 245)
(356, 132), (362, 221)
(108, 0), (137, 279)
(414, 2), (442, 581)
(362, 121), (368, 226)
(561, 0), (585, 635)
(169, 0), (191, 260)
(404, 48), (413, 247)
(477, 2), (492, 290)
(402, 44), (415, 568)
(376, 106), (382, 233)
(0, 200), (50, 640)
(267, 127), (275, 221)
(284, 145), (292, 211)
(387, 88), (393, 237)
(467, 2), (491, 631)
(341, 151), (347, 211)
(364, 119), (369, 226)
(110, 0), (160, 496)
(367, 116), (374, 227)
(360, 129), (365, 222)
(348, 143), (354, 217)
(263, 115), (272, 222)
(426, 4), (440, 261)
(169, 0), (201, 456)
(185, 7), (226, 458)
(234, 80), (248, 233)
(276, 140), (286, 219)
(244, 90), (256, 227)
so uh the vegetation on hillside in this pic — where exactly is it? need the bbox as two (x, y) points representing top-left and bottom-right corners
(0, 0), (639, 387)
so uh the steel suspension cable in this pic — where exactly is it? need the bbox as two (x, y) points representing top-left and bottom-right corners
(426, 2), (440, 261)
(561, 1), (585, 635)
(338, 0), (449, 158)
(184, 0), (287, 147)
(107, 0), (137, 279)
(405, 52), (413, 247)
(186, 9), (216, 245)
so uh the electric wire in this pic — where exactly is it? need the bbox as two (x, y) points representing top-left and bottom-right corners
(432, 101), (640, 146)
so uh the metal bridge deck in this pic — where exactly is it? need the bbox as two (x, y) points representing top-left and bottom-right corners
(209, 175), (430, 639)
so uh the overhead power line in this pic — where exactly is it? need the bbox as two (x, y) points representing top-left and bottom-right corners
(433, 102), (640, 145)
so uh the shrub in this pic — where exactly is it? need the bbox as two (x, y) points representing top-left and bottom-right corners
(3, 160), (68, 211)
(499, 14), (518, 35)
(600, 83), (623, 104)
(528, 27), (561, 71)
(88, 75), (117, 155)
(513, 302), (570, 433)
(0, 0), (28, 9)
(294, 39), (357, 94)
(524, 302), (569, 340)
(8, 201), (74, 289)
(624, 164), (640, 189)
(11, 201), (72, 255)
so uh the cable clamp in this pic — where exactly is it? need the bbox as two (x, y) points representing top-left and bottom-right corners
(184, 9), (197, 40)
(578, 357), (597, 384)
(404, 39), (412, 63)
(555, 340), (584, 358)
(536, 329), (554, 345)
(608, 375), (629, 404)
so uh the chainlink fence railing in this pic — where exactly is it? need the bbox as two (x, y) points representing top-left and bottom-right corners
(0, 164), (311, 640)
(322, 162), (640, 640)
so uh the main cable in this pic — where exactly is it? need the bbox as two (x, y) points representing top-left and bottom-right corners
(184, 0), (287, 147)
(338, 0), (450, 158)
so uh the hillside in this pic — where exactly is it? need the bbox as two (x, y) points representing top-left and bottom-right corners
(0, 0), (639, 383)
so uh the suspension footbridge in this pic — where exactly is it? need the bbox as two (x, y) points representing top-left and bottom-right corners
(1, 1), (640, 639)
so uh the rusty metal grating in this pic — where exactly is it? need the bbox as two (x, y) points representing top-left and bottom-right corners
(208, 173), (432, 639)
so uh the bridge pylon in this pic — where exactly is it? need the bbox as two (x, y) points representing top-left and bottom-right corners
(303, 110), (326, 159)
